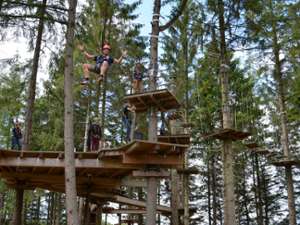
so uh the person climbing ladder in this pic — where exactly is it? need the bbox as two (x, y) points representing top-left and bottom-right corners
(79, 42), (127, 85)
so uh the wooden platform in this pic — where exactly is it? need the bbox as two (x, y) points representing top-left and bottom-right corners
(123, 89), (180, 112)
(251, 149), (270, 155)
(245, 142), (259, 149)
(158, 134), (190, 145)
(202, 128), (250, 141)
(271, 158), (300, 167)
(0, 140), (187, 197)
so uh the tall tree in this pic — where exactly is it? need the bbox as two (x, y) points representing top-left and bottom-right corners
(64, 0), (79, 224)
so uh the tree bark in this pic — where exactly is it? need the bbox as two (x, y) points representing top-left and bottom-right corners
(208, 157), (212, 225)
(171, 170), (179, 225)
(11, 1), (47, 224)
(11, 188), (24, 225)
(217, 1), (236, 225)
(269, 1), (296, 224)
(64, 0), (79, 224)
(0, 192), (4, 224)
(22, 0), (47, 151)
(211, 156), (217, 225)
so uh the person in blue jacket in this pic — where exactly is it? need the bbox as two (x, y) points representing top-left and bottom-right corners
(11, 121), (22, 150)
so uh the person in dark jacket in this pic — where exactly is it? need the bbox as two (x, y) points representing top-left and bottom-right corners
(87, 118), (102, 151)
(11, 121), (22, 150)
(122, 103), (136, 142)
(132, 63), (144, 93)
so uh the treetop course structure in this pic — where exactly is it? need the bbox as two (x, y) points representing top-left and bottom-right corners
(0, 89), (193, 225)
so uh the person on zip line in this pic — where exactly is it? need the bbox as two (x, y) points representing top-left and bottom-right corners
(132, 62), (144, 93)
(79, 42), (127, 85)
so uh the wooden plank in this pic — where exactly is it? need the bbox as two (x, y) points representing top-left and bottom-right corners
(271, 159), (300, 167)
(149, 94), (166, 111)
(125, 140), (188, 155)
(123, 154), (183, 167)
(202, 128), (250, 141)
(0, 172), (121, 187)
(97, 195), (171, 213)
(158, 135), (190, 145)
(245, 142), (259, 149)
(0, 157), (139, 170)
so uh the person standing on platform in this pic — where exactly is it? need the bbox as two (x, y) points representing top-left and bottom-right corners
(122, 102), (136, 142)
(87, 118), (102, 151)
(132, 63), (144, 93)
(11, 121), (22, 150)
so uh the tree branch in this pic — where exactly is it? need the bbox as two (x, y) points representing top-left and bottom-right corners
(159, 0), (188, 32)
(0, 13), (67, 24)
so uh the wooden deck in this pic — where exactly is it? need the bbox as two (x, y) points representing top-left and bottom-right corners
(271, 158), (300, 167)
(123, 89), (180, 112)
(202, 128), (250, 141)
(158, 134), (190, 145)
(0, 140), (188, 197)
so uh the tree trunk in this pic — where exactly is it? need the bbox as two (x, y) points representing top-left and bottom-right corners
(212, 156), (217, 225)
(22, 0), (47, 150)
(171, 170), (179, 225)
(217, 1), (236, 225)
(208, 157), (212, 225)
(55, 193), (61, 225)
(255, 155), (264, 225)
(11, 1), (47, 224)
(146, 1), (161, 225)
(11, 188), (24, 225)
(261, 167), (269, 225)
(36, 195), (41, 223)
(0, 192), (4, 224)
(269, 1), (296, 224)
(146, 177), (158, 225)
(64, 0), (79, 224)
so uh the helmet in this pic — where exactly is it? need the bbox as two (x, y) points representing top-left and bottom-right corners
(102, 44), (111, 50)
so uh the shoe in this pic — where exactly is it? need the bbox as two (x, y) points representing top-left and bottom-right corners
(80, 78), (89, 85)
